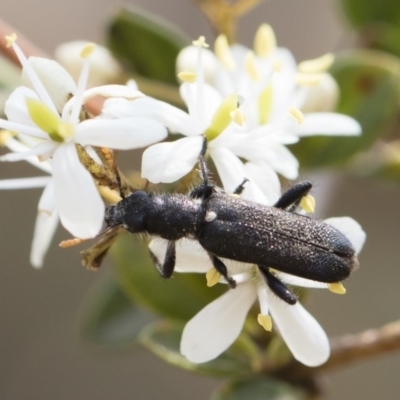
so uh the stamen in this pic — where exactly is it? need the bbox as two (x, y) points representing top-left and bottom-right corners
(98, 186), (122, 203)
(298, 53), (334, 74)
(257, 314), (273, 331)
(300, 194), (315, 214)
(177, 71), (197, 83)
(214, 34), (235, 70)
(245, 51), (261, 82)
(254, 24), (276, 58)
(192, 36), (209, 48)
(80, 43), (96, 59)
(59, 238), (87, 248)
(230, 108), (245, 126)
(296, 72), (325, 86)
(288, 107), (304, 124)
(0, 130), (15, 146)
(328, 282), (346, 294)
(5, 33), (17, 48)
(206, 267), (222, 287)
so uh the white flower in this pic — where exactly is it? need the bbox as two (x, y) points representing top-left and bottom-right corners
(149, 206), (366, 367)
(0, 35), (167, 238)
(103, 32), (361, 205)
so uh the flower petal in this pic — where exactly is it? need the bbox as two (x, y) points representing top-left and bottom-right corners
(268, 293), (330, 367)
(149, 238), (211, 273)
(74, 117), (167, 150)
(52, 143), (104, 238)
(141, 136), (203, 183)
(324, 217), (366, 254)
(102, 97), (194, 136)
(0, 176), (51, 189)
(30, 181), (58, 268)
(297, 113), (361, 136)
(0, 140), (57, 162)
(181, 282), (256, 363)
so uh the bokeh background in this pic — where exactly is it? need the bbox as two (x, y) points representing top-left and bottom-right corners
(1, 0), (400, 399)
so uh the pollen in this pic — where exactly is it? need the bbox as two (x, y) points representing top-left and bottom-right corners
(328, 282), (347, 294)
(230, 108), (245, 126)
(300, 194), (316, 214)
(298, 53), (334, 74)
(257, 314), (273, 331)
(80, 43), (96, 59)
(5, 33), (17, 48)
(254, 24), (276, 58)
(288, 107), (304, 124)
(215, 34), (235, 70)
(178, 71), (197, 83)
(193, 36), (209, 48)
(296, 72), (325, 87)
(245, 51), (261, 82)
(206, 267), (222, 287)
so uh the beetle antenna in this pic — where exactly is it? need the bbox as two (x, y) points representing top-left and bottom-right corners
(199, 136), (208, 186)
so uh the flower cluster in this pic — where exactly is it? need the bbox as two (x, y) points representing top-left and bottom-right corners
(0, 26), (366, 368)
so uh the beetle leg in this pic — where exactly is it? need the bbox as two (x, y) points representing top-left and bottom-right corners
(208, 253), (237, 288)
(149, 241), (176, 278)
(233, 178), (249, 195)
(274, 181), (312, 211)
(258, 265), (297, 305)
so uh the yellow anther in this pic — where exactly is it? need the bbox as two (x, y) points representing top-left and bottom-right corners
(245, 51), (261, 82)
(214, 34), (235, 70)
(254, 24), (276, 58)
(298, 53), (334, 74)
(80, 43), (96, 59)
(0, 130), (15, 146)
(59, 238), (87, 248)
(272, 59), (282, 73)
(296, 72), (325, 87)
(5, 33), (17, 48)
(192, 36), (209, 48)
(206, 268), (222, 287)
(258, 84), (273, 125)
(230, 108), (245, 126)
(177, 71), (197, 83)
(300, 194), (316, 214)
(288, 107), (304, 124)
(257, 314), (273, 331)
(328, 282), (347, 294)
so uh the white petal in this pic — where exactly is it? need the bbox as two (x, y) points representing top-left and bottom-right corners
(30, 182), (58, 268)
(324, 217), (366, 254)
(181, 283), (257, 363)
(244, 161), (281, 205)
(149, 238), (211, 273)
(0, 140), (57, 162)
(268, 293), (330, 367)
(298, 113), (361, 136)
(4, 86), (39, 127)
(141, 136), (203, 183)
(210, 147), (248, 194)
(102, 97), (194, 136)
(74, 118), (167, 149)
(0, 176), (51, 189)
(52, 143), (104, 238)
(275, 272), (329, 289)
(23, 57), (77, 113)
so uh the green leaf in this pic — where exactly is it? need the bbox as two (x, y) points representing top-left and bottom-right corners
(291, 50), (400, 169)
(80, 272), (154, 349)
(211, 376), (309, 400)
(107, 7), (190, 84)
(340, 0), (400, 29)
(139, 320), (251, 376)
(111, 235), (226, 321)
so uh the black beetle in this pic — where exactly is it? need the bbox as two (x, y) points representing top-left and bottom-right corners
(104, 157), (358, 305)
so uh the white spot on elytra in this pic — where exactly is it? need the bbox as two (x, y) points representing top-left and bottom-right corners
(205, 211), (217, 222)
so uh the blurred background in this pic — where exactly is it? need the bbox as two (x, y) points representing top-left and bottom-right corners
(1, 0), (400, 399)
